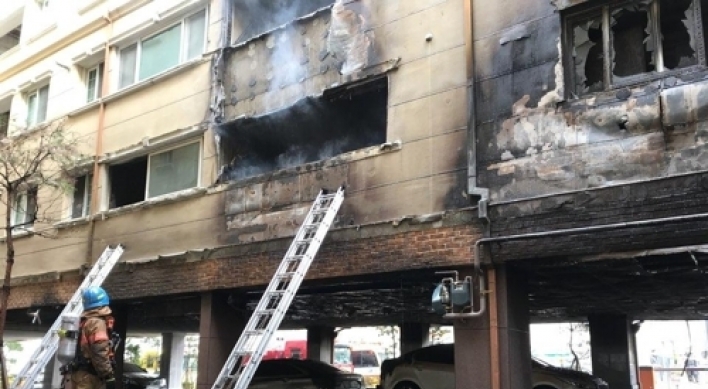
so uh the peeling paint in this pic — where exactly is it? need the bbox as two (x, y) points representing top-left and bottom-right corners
(327, 0), (374, 75)
(538, 40), (565, 108)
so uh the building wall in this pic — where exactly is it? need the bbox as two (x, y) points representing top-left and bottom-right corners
(474, 0), (708, 202)
(0, 0), (475, 289)
(219, 0), (470, 243)
(0, 0), (223, 276)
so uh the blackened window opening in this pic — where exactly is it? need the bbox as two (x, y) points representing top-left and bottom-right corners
(218, 77), (388, 182)
(232, 0), (335, 44)
(567, 0), (706, 96)
(611, 6), (653, 77)
(109, 157), (148, 208)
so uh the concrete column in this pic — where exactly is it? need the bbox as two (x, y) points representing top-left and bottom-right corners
(197, 293), (245, 389)
(160, 333), (186, 389)
(589, 314), (639, 389)
(112, 304), (129, 389)
(399, 323), (430, 355)
(454, 267), (531, 389)
(307, 326), (335, 363)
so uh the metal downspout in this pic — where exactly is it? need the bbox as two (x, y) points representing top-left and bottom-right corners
(87, 12), (114, 264)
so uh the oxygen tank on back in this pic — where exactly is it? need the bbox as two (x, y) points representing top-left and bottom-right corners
(57, 314), (80, 364)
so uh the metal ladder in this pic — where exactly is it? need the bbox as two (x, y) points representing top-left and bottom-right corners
(212, 187), (345, 389)
(10, 245), (125, 389)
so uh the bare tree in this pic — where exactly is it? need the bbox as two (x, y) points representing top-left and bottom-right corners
(0, 120), (85, 389)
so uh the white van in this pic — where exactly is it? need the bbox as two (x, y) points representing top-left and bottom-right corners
(351, 349), (383, 389)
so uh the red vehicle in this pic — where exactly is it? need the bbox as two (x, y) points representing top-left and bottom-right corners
(259, 340), (354, 373)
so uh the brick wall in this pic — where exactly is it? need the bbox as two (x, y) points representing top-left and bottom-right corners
(7, 221), (481, 309)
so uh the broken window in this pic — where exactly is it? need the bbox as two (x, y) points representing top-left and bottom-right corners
(566, 0), (705, 96)
(12, 187), (38, 230)
(232, 0), (335, 43)
(218, 77), (388, 182)
(108, 142), (201, 208)
(71, 174), (92, 219)
(109, 157), (148, 208)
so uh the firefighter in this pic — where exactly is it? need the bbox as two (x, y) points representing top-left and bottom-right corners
(70, 286), (116, 389)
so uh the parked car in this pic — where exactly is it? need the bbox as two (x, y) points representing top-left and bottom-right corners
(351, 349), (384, 389)
(248, 359), (363, 389)
(107, 363), (166, 389)
(379, 344), (609, 389)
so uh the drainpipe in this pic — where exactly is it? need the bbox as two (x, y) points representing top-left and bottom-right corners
(86, 12), (114, 263)
(464, 0), (489, 224)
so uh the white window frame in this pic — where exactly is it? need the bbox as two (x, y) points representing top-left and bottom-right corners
(144, 140), (202, 200)
(11, 189), (37, 231)
(26, 84), (49, 127)
(117, 8), (207, 90)
(86, 64), (103, 103)
(70, 174), (92, 219)
(38, 0), (50, 10)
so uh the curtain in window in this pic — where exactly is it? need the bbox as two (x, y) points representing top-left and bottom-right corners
(139, 24), (181, 81)
(186, 10), (207, 60)
(148, 143), (200, 198)
(36, 86), (49, 123)
(119, 44), (138, 88)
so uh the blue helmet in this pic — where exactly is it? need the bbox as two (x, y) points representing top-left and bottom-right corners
(82, 286), (110, 310)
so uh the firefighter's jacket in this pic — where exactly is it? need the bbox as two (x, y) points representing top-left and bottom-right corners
(79, 306), (114, 378)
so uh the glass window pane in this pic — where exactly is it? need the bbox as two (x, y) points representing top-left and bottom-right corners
(26, 93), (37, 126)
(72, 176), (87, 219)
(611, 4), (653, 79)
(186, 10), (206, 60)
(571, 15), (604, 95)
(12, 193), (26, 226)
(139, 24), (181, 81)
(147, 142), (200, 198)
(87, 68), (98, 102)
(119, 44), (138, 89)
(37, 86), (48, 123)
(660, 0), (698, 70)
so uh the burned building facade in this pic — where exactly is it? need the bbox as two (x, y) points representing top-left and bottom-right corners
(464, 0), (708, 388)
(1, 0), (482, 388)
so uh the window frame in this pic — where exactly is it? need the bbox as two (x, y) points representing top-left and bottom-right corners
(11, 188), (38, 231)
(563, 0), (708, 97)
(86, 63), (104, 103)
(25, 84), (49, 127)
(38, 0), (50, 10)
(117, 8), (207, 90)
(70, 174), (93, 219)
(144, 140), (202, 200)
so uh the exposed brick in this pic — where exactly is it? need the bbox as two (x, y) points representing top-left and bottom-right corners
(7, 224), (481, 309)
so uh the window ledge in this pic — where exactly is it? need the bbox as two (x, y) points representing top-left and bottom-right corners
(101, 58), (208, 105)
(78, 0), (105, 14)
(0, 229), (34, 243)
(54, 216), (91, 230)
(97, 187), (208, 218)
(213, 140), (403, 191)
(66, 100), (102, 118)
(26, 22), (58, 45)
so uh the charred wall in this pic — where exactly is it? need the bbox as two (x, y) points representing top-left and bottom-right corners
(475, 0), (708, 202)
(218, 0), (471, 244)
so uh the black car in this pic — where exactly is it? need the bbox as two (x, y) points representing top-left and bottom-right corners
(107, 363), (166, 389)
(249, 359), (363, 389)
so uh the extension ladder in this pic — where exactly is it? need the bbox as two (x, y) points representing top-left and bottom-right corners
(10, 245), (125, 389)
(212, 187), (345, 389)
